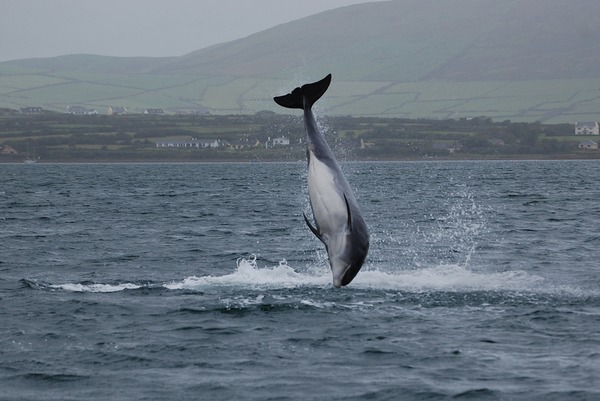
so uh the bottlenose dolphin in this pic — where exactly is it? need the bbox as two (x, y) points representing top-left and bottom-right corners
(274, 74), (369, 287)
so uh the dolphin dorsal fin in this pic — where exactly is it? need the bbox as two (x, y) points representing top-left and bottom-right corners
(344, 193), (352, 232)
(303, 212), (327, 245)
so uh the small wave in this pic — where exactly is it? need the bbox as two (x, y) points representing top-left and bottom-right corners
(21, 279), (150, 293)
(48, 282), (143, 293)
(21, 372), (88, 382)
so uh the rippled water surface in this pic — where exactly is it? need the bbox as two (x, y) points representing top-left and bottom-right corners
(1, 161), (599, 400)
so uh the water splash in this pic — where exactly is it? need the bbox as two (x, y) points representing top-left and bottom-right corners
(26, 257), (588, 297)
(164, 256), (330, 290)
(163, 255), (575, 295)
(359, 264), (545, 292)
(373, 184), (489, 271)
(429, 189), (487, 267)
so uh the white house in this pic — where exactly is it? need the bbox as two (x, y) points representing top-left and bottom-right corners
(108, 106), (127, 115)
(229, 138), (260, 149)
(578, 139), (598, 149)
(272, 136), (290, 146)
(67, 105), (98, 115)
(488, 138), (505, 146)
(20, 107), (43, 114)
(144, 108), (164, 115)
(0, 144), (18, 154)
(575, 122), (599, 135)
(155, 139), (221, 148)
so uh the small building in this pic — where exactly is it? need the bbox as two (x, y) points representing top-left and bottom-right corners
(578, 139), (598, 150)
(175, 108), (210, 116)
(432, 141), (462, 154)
(144, 108), (164, 115)
(197, 139), (220, 148)
(488, 138), (505, 146)
(67, 105), (98, 115)
(272, 136), (290, 146)
(0, 144), (18, 154)
(575, 122), (599, 135)
(229, 138), (260, 149)
(20, 107), (43, 115)
(155, 139), (221, 148)
(108, 106), (127, 115)
(265, 136), (290, 148)
(360, 138), (375, 149)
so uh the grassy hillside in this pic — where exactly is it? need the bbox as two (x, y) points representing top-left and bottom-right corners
(154, 0), (600, 81)
(1, 0), (600, 123)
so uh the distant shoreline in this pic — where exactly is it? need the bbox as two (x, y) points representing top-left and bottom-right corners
(4, 153), (600, 164)
(2, 112), (597, 165)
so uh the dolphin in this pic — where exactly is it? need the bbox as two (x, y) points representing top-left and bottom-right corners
(274, 74), (369, 288)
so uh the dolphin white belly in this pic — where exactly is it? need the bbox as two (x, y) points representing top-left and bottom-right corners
(307, 151), (347, 239)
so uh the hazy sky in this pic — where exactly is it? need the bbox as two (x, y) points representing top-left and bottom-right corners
(1, 0), (381, 62)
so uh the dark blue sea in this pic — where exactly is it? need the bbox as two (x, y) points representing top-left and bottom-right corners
(1, 161), (599, 400)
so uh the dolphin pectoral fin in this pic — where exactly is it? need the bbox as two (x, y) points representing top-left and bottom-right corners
(343, 193), (352, 233)
(303, 212), (327, 245)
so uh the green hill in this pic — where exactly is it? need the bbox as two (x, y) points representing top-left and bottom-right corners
(1, 0), (600, 122)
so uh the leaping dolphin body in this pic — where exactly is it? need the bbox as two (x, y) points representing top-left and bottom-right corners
(274, 74), (369, 288)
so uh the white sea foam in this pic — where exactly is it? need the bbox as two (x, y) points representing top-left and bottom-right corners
(163, 255), (569, 294)
(49, 282), (142, 293)
(48, 256), (585, 296)
(163, 256), (330, 290)
(355, 265), (547, 292)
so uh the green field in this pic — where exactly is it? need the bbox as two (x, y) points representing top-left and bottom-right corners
(2, 0), (600, 123)
(1, 65), (599, 123)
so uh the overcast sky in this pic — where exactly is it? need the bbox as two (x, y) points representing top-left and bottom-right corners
(1, 0), (382, 62)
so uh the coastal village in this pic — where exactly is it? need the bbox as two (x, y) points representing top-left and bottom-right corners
(1, 105), (600, 161)
(5, 105), (294, 155)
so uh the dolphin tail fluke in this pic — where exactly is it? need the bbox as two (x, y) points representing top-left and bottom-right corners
(273, 74), (332, 110)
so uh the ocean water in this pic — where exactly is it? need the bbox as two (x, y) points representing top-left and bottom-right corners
(1, 161), (599, 400)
